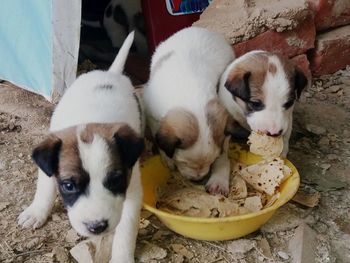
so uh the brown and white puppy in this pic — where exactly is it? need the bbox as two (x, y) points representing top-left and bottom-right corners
(219, 51), (307, 157)
(18, 32), (144, 263)
(144, 27), (235, 195)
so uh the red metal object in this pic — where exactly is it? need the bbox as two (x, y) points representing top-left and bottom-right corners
(141, 0), (201, 53)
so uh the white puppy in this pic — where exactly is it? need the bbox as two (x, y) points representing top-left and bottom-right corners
(18, 32), (144, 263)
(218, 51), (307, 157)
(144, 27), (235, 195)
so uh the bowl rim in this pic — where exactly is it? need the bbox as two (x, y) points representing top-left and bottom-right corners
(142, 157), (300, 223)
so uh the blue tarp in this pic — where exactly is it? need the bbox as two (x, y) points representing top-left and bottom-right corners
(0, 1), (53, 98)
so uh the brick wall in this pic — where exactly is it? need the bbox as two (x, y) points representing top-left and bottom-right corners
(194, 0), (350, 78)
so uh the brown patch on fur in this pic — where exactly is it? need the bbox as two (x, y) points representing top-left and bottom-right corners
(79, 123), (124, 144)
(225, 52), (269, 103)
(156, 108), (199, 157)
(268, 63), (277, 75)
(206, 99), (229, 147)
(52, 127), (89, 183)
(277, 53), (307, 99)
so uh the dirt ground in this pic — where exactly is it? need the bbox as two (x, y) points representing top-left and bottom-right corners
(0, 67), (350, 263)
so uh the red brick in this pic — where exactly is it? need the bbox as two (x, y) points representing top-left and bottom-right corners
(308, 0), (350, 31)
(233, 16), (316, 59)
(309, 25), (350, 76)
(291, 54), (311, 82)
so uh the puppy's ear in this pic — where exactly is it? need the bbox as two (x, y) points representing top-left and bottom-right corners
(32, 135), (62, 177)
(294, 68), (307, 99)
(224, 71), (251, 101)
(114, 125), (144, 168)
(155, 131), (181, 158)
(155, 109), (199, 158)
(224, 118), (250, 140)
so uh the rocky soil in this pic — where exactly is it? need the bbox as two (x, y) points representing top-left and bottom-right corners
(0, 67), (349, 263)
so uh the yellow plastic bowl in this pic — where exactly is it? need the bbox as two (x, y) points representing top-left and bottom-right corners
(141, 144), (300, 241)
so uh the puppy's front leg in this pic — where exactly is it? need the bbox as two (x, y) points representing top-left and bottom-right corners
(110, 163), (143, 263)
(281, 115), (293, 158)
(18, 169), (57, 229)
(206, 137), (231, 196)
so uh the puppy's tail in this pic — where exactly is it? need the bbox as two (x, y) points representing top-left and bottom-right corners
(109, 31), (135, 74)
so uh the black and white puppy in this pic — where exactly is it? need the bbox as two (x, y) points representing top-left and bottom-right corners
(18, 32), (144, 263)
(219, 50), (307, 157)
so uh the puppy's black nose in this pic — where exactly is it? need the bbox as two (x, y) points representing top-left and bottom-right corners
(267, 129), (283, 137)
(85, 220), (108, 234)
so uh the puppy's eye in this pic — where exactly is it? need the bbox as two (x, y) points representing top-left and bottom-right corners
(248, 100), (264, 111)
(104, 170), (127, 195)
(283, 99), (294, 109)
(60, 180), (77, 194)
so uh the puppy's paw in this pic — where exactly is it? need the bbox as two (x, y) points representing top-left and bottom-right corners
(18, 204), (49, 229)
(205, 175), (229, 197)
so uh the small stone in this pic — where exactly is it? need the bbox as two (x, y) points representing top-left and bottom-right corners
(277, 251), (289, 260)
(340, 76), (350, 85)
(18, 153), (23, 158)
(328, 85), (342, 93)
(171, 253), (184, 263)
(318, 137), (329, 146)
(8, 123), (15, 130)
(66, 228), (80, 243)
(319, 163), (331, 170)
(315, 93), (327, 101)
(343, 130), (350, 137)
(137, 243), (167, 262)
(52, 213), (61, 222)
(26, 237), (41, 249)
(227, 239), (256, 254)
(306, 124), (326, 135)
(171, 244), (194, 259)
(0, 202), (10, 211)
(327, 154), (338, 161)
(139, 218), (150, 229)
(304, 92), (312, 98)
(258, 256), (264, 261)
(337, 89), (344, 96)
(52, 247), (69, 263)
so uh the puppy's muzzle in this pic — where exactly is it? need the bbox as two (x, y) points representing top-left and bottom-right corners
(267, 129), (283, 137)
(84, 219), (108, 235)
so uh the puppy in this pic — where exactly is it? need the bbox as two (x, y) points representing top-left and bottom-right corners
(18, 32), (144, 263)
(218, 51), (307, 157)
(144, 27), (235, 195)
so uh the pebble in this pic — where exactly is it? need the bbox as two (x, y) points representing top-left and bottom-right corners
(304, 92), (312, 98)
(320, 163), (331, 170)
(306, 124), (327, 135)
(227, 239), (256, 254)
(327, 154), (338, 161)
(65, 228), (80, 243)
(340, 76), (350, 85)
(277, 251), (289, 260)
(258, 256), (264, 261)
(318, 137), (329, 146)
(328, 85), (342, 93)
(315, 93), (327, 101)
(137, 243), (167, 262)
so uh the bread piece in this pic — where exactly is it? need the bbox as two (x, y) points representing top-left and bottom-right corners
(239, 158), (285, 195)
(248, 131), (283, 158)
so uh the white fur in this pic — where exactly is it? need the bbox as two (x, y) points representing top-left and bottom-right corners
(144, 27), (234, 194)
(18, 32), (142, 263)
(219, 51), (295, 157)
